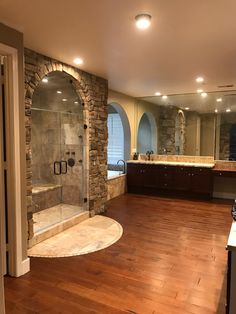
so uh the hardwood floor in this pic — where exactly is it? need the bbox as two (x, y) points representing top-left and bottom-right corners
(4, 194), (232, 314)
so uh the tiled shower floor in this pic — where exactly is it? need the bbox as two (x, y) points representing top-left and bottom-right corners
(33, 204), (85, 233)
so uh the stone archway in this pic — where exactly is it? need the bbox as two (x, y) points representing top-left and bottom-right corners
(24, 49), (108, 240)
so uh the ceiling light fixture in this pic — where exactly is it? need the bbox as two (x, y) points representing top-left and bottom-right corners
(57, 90), (62, 94)
(42, 78), (48, 83)
(73, 58), (83, 65)
(74, 101), (78, 104)
(217, 98), (222, 102)
(135, 14), (152, 30)
(162, 95), (168, 100)
(201, 92), (207, 97)
(196, 77), (204, 83)
(155, 92), (161, 96)
(226, 108), (231, 112)
(214, 109), (218, 113)
(197, 89), (203, 93)
(62, 98), (67, 102)
(185, 107), (190, 110)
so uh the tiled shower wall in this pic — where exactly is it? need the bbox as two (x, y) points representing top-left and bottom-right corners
(25, 48), (108, 240)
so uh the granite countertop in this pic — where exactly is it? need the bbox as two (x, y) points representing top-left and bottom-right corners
(227, 221), (236, 251)
(127, 160), (215, 168)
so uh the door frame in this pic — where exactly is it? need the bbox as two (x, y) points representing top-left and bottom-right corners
(0, 43), (30, 278)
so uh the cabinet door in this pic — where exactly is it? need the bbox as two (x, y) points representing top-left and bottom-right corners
(191, 168), (213, 195)
(127, 164), (143, 187)
(142, 164), (159, 188)
(173, 167), (192, 191)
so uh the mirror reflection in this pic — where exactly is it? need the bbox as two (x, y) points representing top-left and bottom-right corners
(139, 90), (236, 160)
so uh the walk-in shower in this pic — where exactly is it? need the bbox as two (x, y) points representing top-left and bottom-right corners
(31, 71), (86, 234)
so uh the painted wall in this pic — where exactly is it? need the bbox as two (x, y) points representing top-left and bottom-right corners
(0, 24), (27, 263)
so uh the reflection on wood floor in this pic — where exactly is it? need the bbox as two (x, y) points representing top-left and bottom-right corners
(5, 194), (232, 314)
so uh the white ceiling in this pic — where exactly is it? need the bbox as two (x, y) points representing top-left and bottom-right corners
(1, 0), (236, 97)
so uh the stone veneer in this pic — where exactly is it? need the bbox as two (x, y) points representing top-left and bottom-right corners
(24, 48), (108, 240)
(158, 107), (186, 155)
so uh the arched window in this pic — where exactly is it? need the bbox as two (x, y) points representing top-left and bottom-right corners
(137, 112), (157, 153)
(107, 103), (131, 165)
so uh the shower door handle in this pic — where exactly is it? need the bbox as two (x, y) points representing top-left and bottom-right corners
(54, 161), (61, 175)
(61, 160), (67, 174)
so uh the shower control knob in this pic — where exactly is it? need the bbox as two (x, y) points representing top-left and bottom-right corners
(79, 159), (83, 163)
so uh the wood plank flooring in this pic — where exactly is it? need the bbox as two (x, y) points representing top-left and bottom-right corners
(4, 194), (233, 314)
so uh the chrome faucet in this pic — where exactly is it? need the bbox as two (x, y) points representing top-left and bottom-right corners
(117, 159), (125, 174)
(163, 148), (167, 155)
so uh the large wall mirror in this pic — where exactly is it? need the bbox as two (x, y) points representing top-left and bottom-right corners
(139, 90), (236, 160)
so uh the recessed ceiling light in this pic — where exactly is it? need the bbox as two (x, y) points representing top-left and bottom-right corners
(162, 95), (168, 100)
(196, 77), (204, 83)
(62, 98), (67, 102)
(185, 107), (190, 110)
(214, 109), (218, 113)
(155, 92), (161, 96)
(74, 101), (78, 104)
(201, 92), (207, 97)
(57, 90), (62, 94)
(135, 14), (152, 30)
(226, 108), (231, 112)
(42, 78), (48, 83)
(197, 89), (203, 93)
(73, 58), (83, 65)
(216, 98), (222, 102)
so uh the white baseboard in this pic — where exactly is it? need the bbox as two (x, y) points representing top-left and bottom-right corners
(16, 257), (30, 277)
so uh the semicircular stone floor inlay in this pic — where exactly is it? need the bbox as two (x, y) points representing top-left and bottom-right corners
(28, 215), (123, 258)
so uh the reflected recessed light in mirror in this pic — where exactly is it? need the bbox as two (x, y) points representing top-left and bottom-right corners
(162, 95), (168, 100)
(62, 98), (67, 102)
(226, 108), (231, 112)
(217, 98), (222, 102)
(214, 109), (218, 113)
(201, 92), (207, 97)
(42, 78), (48, 83)
(57, 90), (62, 94)
(197, 89), (203, 93)
(185, 107), (189, 110)
(73, 58), (83, 65)
(196, 77), (204, 83)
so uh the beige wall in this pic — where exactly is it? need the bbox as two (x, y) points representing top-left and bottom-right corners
(200, 113), (215, 156)
(108, 90), (160, 158)
(0, 24), (27, 261)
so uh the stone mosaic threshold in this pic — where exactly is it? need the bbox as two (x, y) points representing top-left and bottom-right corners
(28, 215), (123, 258)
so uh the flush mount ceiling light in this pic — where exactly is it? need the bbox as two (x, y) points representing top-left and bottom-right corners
(74, 101), (78, 104)
(162, 95), (168, 100)
(201, 92), (207, 97)
(73, 58), (83, 65)
(135, 14), (152, 29)
(196, 76), (204, 83)
(155, 92), (161, 96)
(217, 98), (222, 102)
(57, 90), (62, 94)
(215, 109), (218, 113)
(62, 98), (67, 102)
(185, 107), (190, 110)
(197, 89), (203, 93)
(42, 78), (48, 83)
(226, 108), (231, 112)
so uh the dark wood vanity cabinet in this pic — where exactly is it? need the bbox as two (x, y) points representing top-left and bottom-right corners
(127, 163), (213, 199)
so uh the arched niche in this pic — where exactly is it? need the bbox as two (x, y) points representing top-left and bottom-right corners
(175, 110), (186, 155)
(107, 102), (131, 162)
(137, 112), (157, 153)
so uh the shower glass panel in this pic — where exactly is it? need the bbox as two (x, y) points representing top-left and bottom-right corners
(31, 71), (85, 234)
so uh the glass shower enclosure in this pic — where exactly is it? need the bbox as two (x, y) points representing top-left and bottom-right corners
(31, 71), (85, 234)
